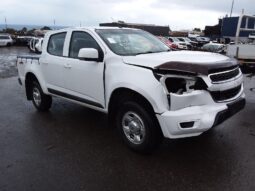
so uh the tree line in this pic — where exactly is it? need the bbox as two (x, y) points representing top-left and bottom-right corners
(0, 26), (52, 36)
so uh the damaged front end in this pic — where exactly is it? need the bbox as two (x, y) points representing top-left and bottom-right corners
(153, 60), (244, 111)
(154, 69), (211, 111)
(153, 61), (245, 138)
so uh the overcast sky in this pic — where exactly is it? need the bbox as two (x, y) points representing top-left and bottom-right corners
(0, 0), (254, 30)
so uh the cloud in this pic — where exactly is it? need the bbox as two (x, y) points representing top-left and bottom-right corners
(0, 0), (254, 30)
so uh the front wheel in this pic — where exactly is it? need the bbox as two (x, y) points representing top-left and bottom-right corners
(116, 101), (162, 153)
(31, 81), (52, 111)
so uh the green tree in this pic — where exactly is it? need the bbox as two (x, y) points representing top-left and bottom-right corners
(40, 26), (52, 30)
(3, 28), (16, 34)
(21, 27), (27, 33)
(193, 28), (201, 32)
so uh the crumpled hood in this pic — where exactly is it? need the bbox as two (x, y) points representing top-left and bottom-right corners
(122, 51), (238, 75)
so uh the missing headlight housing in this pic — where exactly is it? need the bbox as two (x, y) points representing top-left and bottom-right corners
(165, 78), (187, 94)
(163, 76), (207, 95)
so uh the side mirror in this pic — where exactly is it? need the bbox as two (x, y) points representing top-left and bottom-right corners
(78, 48), (99, 61)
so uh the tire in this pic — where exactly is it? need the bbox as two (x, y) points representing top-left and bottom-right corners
(31, 81), (52, 111)
(6, 43), (11, 47)
(116, 101), (162, 153)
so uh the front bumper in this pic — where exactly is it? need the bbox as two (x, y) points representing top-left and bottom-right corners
(156, 94), (245, 139)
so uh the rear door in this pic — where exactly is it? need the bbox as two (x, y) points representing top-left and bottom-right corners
(40, 32), (67, 91)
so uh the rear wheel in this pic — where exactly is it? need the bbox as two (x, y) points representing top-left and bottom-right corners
(31, 81), (52, 111)
(116, 101), (162, 153)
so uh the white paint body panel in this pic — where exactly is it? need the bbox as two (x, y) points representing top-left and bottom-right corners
(17, 27), (245, 140)
(123, 51), (230, 68)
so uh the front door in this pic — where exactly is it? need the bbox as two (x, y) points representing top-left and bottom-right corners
(62, 31), (105, 108)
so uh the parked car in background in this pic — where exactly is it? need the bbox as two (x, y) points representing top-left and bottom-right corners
(167, 37), (188, 50)
(177, 37), (198, 49)
(201, 42), (226, 54)
(0, 34), (14, 47)
(157, 36), (178, 50)
(29, 37), (43, 53)
(15, 36), (34, 46)
(196, 36), (210, 47)
(35, 38), (43, 53)
(176, 37), (193, 49)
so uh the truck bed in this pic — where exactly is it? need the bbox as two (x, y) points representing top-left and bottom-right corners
(17, 55), (40, 81)
(17, 55), (40, 61)
(227, 44), (255, 61)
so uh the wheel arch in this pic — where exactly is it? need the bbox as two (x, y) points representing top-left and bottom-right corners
(107, 87), (162, 131)
(108, 87), (164, 140)
(108, 87), (156, 115)
(25, 72), (40, 100)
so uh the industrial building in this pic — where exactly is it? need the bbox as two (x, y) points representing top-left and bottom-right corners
(205, 15), (255, 43)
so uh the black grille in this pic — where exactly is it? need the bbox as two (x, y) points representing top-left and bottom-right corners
(210, 67), (240, 83)
(210, 85), (242, 102)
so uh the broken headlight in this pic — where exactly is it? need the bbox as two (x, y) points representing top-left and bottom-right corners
(161, 76), (207, 95)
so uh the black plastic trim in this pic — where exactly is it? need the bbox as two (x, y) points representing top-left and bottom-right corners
(213, 98), (245, 127)
(18, 78), (22, 85)
(48, 88), (104, 108)
(180, 121), (195, 129)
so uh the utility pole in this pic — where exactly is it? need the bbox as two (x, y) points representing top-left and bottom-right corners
(53, 19), (56, 30)
(5, 17), (7, 30)
(230, 0), (235, 17)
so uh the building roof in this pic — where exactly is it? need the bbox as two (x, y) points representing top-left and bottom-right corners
(99, 21), (171, 36)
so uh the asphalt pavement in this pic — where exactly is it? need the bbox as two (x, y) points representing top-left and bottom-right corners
(0, 47), (255, 191)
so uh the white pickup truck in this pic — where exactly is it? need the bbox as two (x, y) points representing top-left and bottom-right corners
(17, 27), (245, 153)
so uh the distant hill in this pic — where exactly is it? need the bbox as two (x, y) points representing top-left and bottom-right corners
(0, 24), (67, 30)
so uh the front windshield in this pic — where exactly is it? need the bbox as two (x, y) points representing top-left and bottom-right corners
(96, 29), (169, 56)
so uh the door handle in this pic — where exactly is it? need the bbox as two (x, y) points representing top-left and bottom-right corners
(64, 64), (72, 69)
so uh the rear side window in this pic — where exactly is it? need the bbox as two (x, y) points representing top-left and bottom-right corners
(69, 31), (100, 58)
(47, 32), (66, 56)
(0, 36), (10, 40)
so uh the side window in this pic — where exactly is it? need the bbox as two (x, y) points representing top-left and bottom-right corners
(47, 32), (66, 56)
(69, 31), (100, 58)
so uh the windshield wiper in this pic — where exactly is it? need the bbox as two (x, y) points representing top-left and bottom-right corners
(135, 51), (155, 55)
(135, 50), (170, 56)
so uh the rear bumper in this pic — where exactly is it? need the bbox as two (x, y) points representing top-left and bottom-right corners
(156, 94), (245, 139)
